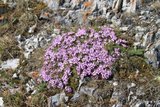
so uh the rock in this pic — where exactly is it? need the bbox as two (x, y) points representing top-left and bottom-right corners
(146, 101), (155, 107)
(31, 90), (37, 95)
(136, 87), (145, 97)
(112, 103), (123, 107)
(64, 10), (83, 25)
(12, 73), (18, 79)
(53, 29), (61, 35)
(135, 101), (146, 107)
(70, 92), (80, 102)
(2, 0), (7, 4)
(63, 2), (71, 8)
(133, 42), (141, 49)
(77, 78), (86, 91)
(144, 32), (160, 68)
(26, 79), (35, 93)
(156, 102), (160, 107)
(48, 92), (68, 107)
(24, 36), (39, 58)
(122, 0), (129, 11)
(111, 16), (121, 26)
(142, 32), (154, 48)
(28, 24), (37, 33)
(139, 16), (148, 21)
(39, 11), (51, 20)
(126, 0), (143, 13)
(135, 32), (144, 42)
(70, 0), (81, 9)
(135, 26), (148, 33)
(140, 10), (149, 15)
(93, 88), (113, 101)
(122, 16), (133, 25)
(0, 97), (4, 107)
(16, 31), (52, 59)
(155, 29), (160, 41)
(79, 86), (96, 97)
(102, 7), (107, 16)
(106, 11), (115, 20)
(156, 19), (160, 27)
(0, 58), (20, 70)
(113, 81), (118, 86)
(120, 26), (129, 31)
(127, 83), (136, 89)
(144, 49), (158, 68)
(43, 0), (59, 10)
(112, 0), (123, 12)
(24, 52), (30, 59)
(90, 0), (98, 13)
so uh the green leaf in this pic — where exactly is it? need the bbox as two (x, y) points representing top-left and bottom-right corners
(128, 48), (144, 56)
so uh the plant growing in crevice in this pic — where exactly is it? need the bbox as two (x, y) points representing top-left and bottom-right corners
(40, 26), (127, 92)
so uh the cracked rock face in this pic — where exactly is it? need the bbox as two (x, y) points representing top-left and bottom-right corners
(16, 31), (52, 59)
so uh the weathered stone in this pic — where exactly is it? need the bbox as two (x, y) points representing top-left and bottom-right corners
(127, 0), (143, 13)
(0, 58), (20, 70)
(120, 26), (129, 31)
(79, 86), (96, 97)
(156, 102), (160, 107)
(111, 16), (121, 26)
(112, 0), (123, 12)
(127, 83), (136, 89)
(142, 32), (154, 48)
(156, 19), (160, 27)
(48, 92), (68, 107)
(113, 81), (118, 86)
(28, 24), (37, 33)
(43, 0), (59, 10)
(144, 49), (158, 68)
(70, 92), (80, 102)
(12, 73), (18, 79)
(135, 101), (146, 107)
(135, 26), (148, 32)
(112, 103), (123, 107)
(70, 0), (81, 9)
(106, 11), (115, 20)
(155, 29), (160, 41)
(0, 97), (4, 107)
(134, 32), (143, 43)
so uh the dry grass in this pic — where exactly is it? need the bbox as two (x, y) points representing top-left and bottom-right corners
(0, 35), (14, 48)
(0, 34), (21, 61)
(151, 1), (160, 11)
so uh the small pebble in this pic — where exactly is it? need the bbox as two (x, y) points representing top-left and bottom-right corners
(113, 81), (118, 86)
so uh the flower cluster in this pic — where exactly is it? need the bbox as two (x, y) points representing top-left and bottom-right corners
(40, 26), (126, 92)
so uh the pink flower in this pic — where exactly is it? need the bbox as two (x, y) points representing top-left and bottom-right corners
(76, 28), (87, 37)
(40, 26), (127, 92)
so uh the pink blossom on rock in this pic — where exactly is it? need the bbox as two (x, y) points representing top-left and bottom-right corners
(40, 26), (127, 92)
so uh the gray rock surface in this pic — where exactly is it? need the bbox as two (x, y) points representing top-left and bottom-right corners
(0, 97), (4, 107)
(48, 92), (68, 107)
(0, 59), (20, 70)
